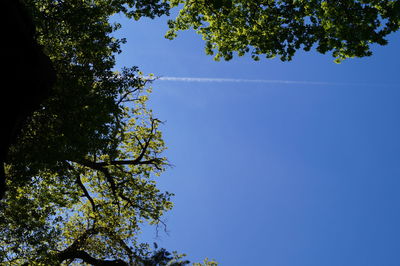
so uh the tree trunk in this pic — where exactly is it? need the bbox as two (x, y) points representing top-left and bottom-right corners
(0, 0), (56, 198)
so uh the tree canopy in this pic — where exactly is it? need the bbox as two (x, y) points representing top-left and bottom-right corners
(1, 0), (400, 265)
(167, 0), (400, 62)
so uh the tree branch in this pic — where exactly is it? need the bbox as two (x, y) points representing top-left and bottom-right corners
(66, 161), (97, 212)
(76, 174), (97, 212)
(57, 227), (129, 265)
(75, 159), (118, 198)
(58, 249), (128, 265)
(86, 158), (162, 167)
(136, 118), (159, 161)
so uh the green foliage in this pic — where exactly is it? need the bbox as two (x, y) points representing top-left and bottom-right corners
(1, 61), (180, 264)
(0, 0), (197, 265)
(0, 89), (179, 264)
(166, 0), (400, 62)
(193, 258), (218, 266)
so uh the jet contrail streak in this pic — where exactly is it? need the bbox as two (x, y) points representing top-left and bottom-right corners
(145, 76), (397, 87)
(157, 76), (330, 85)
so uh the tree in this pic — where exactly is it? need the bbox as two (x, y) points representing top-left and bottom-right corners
(0, 0), (195, 264)
(0, 0), (170, 199)
(0, 87), (186, 264)
(167, 0), (400, 62)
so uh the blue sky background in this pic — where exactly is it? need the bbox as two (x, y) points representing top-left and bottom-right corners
(113, 12), (400, 266)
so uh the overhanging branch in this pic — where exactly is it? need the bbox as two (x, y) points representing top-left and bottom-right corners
(58, 249), (128, 266)
(66, 161), (97, 212)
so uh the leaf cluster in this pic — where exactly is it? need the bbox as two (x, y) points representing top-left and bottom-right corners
(166, 0), (400, 62)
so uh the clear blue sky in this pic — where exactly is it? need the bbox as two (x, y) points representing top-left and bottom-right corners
(113, 12), (400, 266)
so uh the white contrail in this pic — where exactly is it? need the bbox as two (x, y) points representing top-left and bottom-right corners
(145, 76), (397, 87)
(157, 76), (331, 85)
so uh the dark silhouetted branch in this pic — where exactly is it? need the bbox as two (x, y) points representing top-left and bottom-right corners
(66, 161), (97, 212)
(58, 249), (128, 265)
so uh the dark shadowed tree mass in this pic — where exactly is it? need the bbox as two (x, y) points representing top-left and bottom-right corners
(1, 0), (399, 264)
(1, 0), (56, 199)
